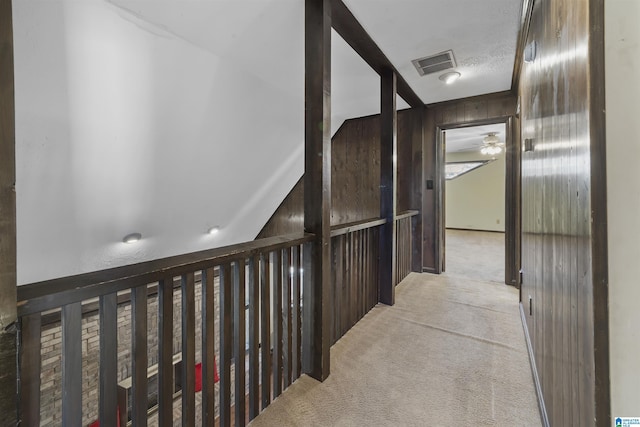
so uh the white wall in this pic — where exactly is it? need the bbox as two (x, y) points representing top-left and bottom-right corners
(13, 1), (386, 285)
(605, 0), (640, 417)
(445, 151), (505, 232)
(12, 1), (308, 284)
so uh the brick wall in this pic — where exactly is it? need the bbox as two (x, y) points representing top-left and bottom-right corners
(36, 276), (239, 426)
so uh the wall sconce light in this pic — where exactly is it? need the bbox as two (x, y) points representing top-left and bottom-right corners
(207, 226), (220, 235)
(123, 233), (142, 244)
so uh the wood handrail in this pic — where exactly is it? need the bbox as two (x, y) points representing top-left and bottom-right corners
(330, 217), (387, 237)
(395, 210), (419, 221)
(17, 232), (314, 316)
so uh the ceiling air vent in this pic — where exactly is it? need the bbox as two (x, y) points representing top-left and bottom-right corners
(412, 50), (457, 76)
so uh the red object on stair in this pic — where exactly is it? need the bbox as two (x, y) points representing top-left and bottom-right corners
(194, 355), (220, 392)
(89, 406), (121, 427)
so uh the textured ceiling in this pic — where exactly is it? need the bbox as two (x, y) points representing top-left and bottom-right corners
(445, 123), (506, 153)
(342, 0), (523, 104)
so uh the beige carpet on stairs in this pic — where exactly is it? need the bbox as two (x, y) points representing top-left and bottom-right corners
(249, 271), (541, 426)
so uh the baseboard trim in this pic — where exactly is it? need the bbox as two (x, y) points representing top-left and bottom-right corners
(422, 267), (438, 274)
(520, 303), (550, 427)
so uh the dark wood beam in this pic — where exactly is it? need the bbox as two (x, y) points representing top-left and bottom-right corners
(0, 0), (17, 424)
(379, 69), (397, 305)
(303, 0), (332, 382)
(331, 0), (423, 108)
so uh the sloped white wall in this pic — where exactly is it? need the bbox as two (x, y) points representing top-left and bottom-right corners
(445, 151), (505, 232)
(13, 1), (308, 284)
(13, 1), (387, 285)
(605, 0), (640, 417)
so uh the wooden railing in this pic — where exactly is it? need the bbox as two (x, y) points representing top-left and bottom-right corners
(395, 210), (419, 286)
(16, 212), (419, 426)
(330, 218), (386, 345)
(17, 233), (313, 427)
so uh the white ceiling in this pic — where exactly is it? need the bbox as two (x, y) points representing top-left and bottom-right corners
(342, 0), (522, 104)
(445, 123), (505, 153)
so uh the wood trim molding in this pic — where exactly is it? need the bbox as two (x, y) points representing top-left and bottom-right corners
(520, 303), (550, 427)
(0, 0), (17, 424)
(511, 0), (536, 92)
(588, 0), (610, 424)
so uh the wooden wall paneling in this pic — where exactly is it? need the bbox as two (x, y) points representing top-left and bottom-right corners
(379, 69), (397, 306)
(303, 0), (332, 382)
(422, 109), (438, 272)
(518, 0), (609, 424)
(0, 1), (17, 424)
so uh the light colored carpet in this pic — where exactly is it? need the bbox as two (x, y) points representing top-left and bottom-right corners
(249, 272), (541, 426)
(445, 229), (505, 284)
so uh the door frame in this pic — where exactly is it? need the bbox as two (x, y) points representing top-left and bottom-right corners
(435, 115), (520, 286)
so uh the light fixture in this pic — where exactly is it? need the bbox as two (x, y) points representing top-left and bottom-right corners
(207, 226), (220, 235)
(480, 133), (503, 156)
(123, 232), (142, 244)
(439, 71), (461, 84)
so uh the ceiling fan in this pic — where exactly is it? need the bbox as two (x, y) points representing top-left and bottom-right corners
(480, 132), (504, 155)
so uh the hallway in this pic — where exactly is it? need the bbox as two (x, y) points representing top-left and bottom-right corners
(250, 232), (541, 426)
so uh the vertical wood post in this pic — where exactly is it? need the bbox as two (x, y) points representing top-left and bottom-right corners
(379, 69), (397, 305)
(0, 1), (17, 425)
(411, 108), (424, 273)
(303, 0), (331, 382)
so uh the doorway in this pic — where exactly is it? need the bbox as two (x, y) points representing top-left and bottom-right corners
(443, 123), (506, 283)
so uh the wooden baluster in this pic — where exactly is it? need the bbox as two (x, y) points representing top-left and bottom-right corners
(341, 235), (348, 339)
(158, 277), (174, 427)
(20, 313), (41, 426)
(248, 256), (260, 420)
(131, 286), (148, 427)
(62, 302), (82, 426)
(272, 250), (282, 398)
(234, 259), (246, 426)
(331, 237), (339, 345)
(202, 268), (216, 425)
(260, 254), (271, 410)
(182, 273), (196, 426)
(292, 246), (302, 380)
(99, 293), (118, 426)
(219, 263), (232, 427)
(283, 247), (292, 388)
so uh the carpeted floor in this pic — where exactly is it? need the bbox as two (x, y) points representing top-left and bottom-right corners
(249, 231), (541, 427)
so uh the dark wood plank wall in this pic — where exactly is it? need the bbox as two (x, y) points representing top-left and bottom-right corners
(0, 0), (17, 424)
(518, 0), (609, 425)
(422, 92), (517, 273)
(258, 110), (418, 239)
